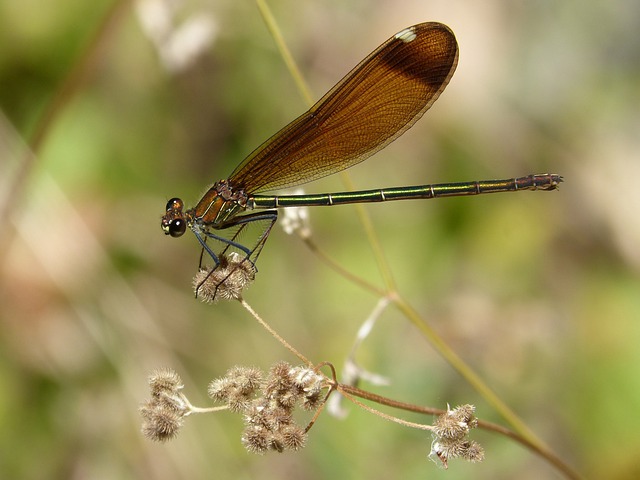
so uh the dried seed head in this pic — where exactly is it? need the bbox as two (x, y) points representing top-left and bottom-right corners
(148, 368), (183, 397)
(461, 440), (484, 463)
(264, 404), (294, 430)
(433, 404), (477, 440)
(291, 366), (326, 411)
(431, 438), (485, 467)
(281, 424), (307, 451)
(194, 252), (256, 302)
(430, 404), (483, 468)
(208, 366), (264, 412)
(140, 369), (193, 442)
(269, 432), (286, 453)
(301, 389), (324, 411)
(207, 377), (233, 402)
(231, 366), (263, 395)
(244, 399), (269, 427)
(292, 367), (324, 392)
(140, 403), (184, 442)
(263, 361), (294, 401)
(242, 425), (269, 454)
(227, 397), (252, 414)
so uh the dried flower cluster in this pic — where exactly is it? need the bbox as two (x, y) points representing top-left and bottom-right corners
(194, 252), (256, 302)
(430, 404), (484, 468)
(139, 367), (486, 469)
(140, 368), (190, 442)
(208, 362), (328, 454)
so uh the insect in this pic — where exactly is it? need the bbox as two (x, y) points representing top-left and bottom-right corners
(161, 22), (561, 283)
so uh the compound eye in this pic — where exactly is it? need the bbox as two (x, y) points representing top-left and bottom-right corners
(166, 197), (183, 212)
(168, 218), (187, 237)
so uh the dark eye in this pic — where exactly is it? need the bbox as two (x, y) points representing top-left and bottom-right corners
(166, 197), (183, 212)
(168, 219), (187, 237)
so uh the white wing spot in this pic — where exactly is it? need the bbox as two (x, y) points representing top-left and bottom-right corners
(395, 27), (417, 43)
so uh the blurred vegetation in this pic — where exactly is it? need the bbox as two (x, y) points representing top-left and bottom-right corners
(1, 0), (639, 479)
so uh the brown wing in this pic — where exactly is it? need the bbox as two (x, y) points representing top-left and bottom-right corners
(229, 22), (458, 194)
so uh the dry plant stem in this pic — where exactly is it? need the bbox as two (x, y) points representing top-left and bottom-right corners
(337, 385), (434, 432)
(339, 173), (398, 290)
(339, 383), (445, 417)
(336, 384), (582, 479)
(0, 0), (131, 235)
(0, 0), (132, 277)
(301, 237), (385, 296)
(302, 384), (334, 434)
(307, 215), (583, 480)
(476, 420), (584, 480)
(157, 386), (230, 416)
(30, 0), (131, 153)
(239, 298), (312, 367)
(256, 0), (314, 107)
(188, 405), (229, 414)
(340, 383), (582, 480)
(391, 295), (540, 441)
(306, 222), (549, 450)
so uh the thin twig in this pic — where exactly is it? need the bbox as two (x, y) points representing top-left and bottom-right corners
(239, 298), (312, 367)
(337, 385), (434, 432)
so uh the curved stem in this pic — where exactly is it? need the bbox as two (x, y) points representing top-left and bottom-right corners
(255, 0), (314, 107)
(337, 385), (434, 432)
(239, 298), (312, 367)
(302, 236), (385, 296)
(0, 0), (132, 257)
(340, 383), (583, 480)
(338, 173), (397, 292)
(391, 294), (541, 441)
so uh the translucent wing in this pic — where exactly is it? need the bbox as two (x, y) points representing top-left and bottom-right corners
(228, 22), (458, 193)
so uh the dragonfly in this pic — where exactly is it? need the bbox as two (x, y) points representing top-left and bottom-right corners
(161, 22), (561, 286)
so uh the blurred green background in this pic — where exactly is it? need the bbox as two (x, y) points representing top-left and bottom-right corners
(1, 0), (639, 479)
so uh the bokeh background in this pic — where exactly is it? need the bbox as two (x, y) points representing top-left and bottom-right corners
(1, 0), (639, 479)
